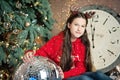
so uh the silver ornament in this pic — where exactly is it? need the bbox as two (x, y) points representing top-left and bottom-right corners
(13, 56), (62, 80)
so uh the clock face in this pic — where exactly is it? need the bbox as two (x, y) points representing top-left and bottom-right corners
(80, 5), (120, 72)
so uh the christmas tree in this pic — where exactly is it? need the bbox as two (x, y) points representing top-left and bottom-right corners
(0, 0), (54, 72)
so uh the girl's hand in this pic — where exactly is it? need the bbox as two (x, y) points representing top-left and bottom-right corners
(23, 50), (36, 63)
(57, 66), (64, 79)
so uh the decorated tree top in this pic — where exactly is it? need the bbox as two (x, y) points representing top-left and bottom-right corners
(0, 0), (54, 68)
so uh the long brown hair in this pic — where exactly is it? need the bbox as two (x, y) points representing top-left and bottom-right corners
(60, 12), (92, 72)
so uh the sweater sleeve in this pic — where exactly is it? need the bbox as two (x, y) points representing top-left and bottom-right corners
(34, 33), (63, 60)
(34, 36), (57, 58)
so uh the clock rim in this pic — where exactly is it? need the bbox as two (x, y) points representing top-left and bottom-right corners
(80, 5), (120, 73)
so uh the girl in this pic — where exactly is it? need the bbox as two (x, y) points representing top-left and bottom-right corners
(23, 11), (112, 80)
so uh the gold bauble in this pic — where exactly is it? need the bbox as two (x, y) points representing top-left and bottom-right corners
(0, 68), (10, 80)
(25, 22), (30, 27)
(35, 36), (43, 45)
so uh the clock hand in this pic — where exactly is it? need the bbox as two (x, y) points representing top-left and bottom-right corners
(92, 27), (95, 48)
(91, 24), (95, 48)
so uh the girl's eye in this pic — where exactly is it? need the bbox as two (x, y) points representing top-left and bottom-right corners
(75, 24), (85, 28)
(75, 24), (79, 26)
(82, 25), (85, 27)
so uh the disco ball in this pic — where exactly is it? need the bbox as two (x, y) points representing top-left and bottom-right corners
(13, 56), (62, 80)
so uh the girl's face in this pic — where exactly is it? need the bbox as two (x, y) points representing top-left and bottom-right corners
(68, 17), (86, 42)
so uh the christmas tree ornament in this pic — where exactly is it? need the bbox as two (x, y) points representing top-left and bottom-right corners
(8, 13), (14, 21)
(0, 68), (10, 80)
(25, 22), (30, 27)
(24, 40), (29, 43)
(5, 42), (9, 48)
(12, 29), (20, 34)
(11, 45), (17, 50)
(35, 36), (43, 45)
(16, 1), (22, 9)
(3, 22), (11, 29)
(34, 2), (40, 6)
(45, 17), (48, 20)
(33, 43), (37, 50)
(13, 56), (62, 80)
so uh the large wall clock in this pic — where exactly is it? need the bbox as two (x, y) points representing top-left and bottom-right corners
(80, 5), (120, 73)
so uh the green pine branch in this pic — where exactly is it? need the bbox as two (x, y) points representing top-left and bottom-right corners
(0, 0), (54, 68)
